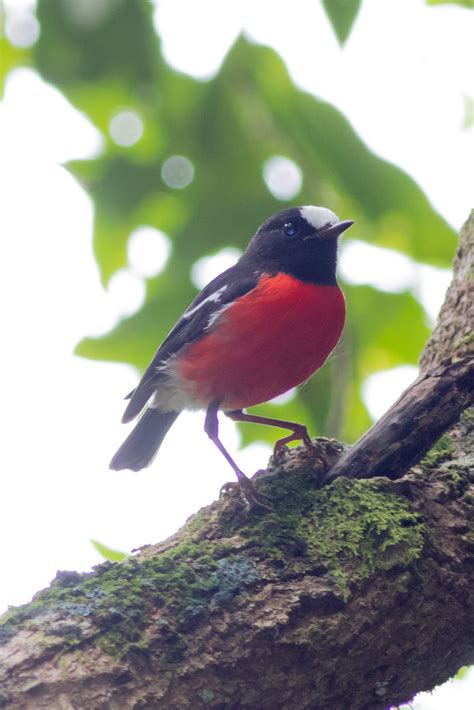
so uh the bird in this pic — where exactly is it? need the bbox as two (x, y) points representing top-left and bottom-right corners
(110, 205), (353, 506)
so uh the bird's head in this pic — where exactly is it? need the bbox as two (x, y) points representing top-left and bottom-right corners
(243, 205), (353, 285)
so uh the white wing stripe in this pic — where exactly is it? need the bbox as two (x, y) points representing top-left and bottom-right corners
(206, 302), (233, 330)
(183, 284), (228, 319)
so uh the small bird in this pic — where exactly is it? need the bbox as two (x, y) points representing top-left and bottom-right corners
(110, 205), (353, 505)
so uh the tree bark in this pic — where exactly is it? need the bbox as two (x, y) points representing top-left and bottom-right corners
(1, 214), (473, 710)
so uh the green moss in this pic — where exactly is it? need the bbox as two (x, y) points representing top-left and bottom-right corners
(304, 478), (425, 590)
(454, 331), (474, 351)
(422, 434), (456, 467)
(463, 408), (474, 423)
(229, 471), (425, 594)
(88, 543), (260, 658)
(0, 540), (261, 661)
(220, 467), (319, 558)
(1, 467), (426, 658)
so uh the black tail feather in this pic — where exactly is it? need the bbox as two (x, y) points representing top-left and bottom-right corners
(121, 383), (155, 423)
(110, 409), (179, 472)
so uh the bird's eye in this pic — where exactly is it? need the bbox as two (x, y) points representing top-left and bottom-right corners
(283, 222), (298, 237)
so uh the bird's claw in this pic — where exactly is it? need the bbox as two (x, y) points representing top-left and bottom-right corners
(220, 477), (272, 512)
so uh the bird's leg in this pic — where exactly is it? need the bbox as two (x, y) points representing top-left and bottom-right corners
(204, 401), (271, 510)
(226, 409), (316, 460)
(204, 401), (246, 482)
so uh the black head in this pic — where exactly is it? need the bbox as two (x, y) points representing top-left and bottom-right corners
(242, 206), (353, 285)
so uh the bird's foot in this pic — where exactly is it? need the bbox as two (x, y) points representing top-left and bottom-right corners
(272, 435), (330, 476)
(272, 425), (317, 461)
(220, 475), (272, 512)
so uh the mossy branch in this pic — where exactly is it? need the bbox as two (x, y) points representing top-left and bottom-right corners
(1, 213), (473, 710)
(325, 210), (474, 484)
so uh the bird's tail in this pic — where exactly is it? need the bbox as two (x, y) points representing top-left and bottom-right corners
(109, 409), (179, 472)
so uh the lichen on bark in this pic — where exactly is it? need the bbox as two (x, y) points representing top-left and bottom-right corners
(0, 454), (425, 661)
(1, 440), (473, 709)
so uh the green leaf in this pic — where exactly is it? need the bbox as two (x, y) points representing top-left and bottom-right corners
(76, 262), (196, 368)
(61, 36), (455, 285)
(0, 36), (31, 97)
(462, 95), (474, 130)
(345, 285), (430, 370)
(454, 666), (469, 680)
(91, 539), (128, 562)
(34, 0), (160, 88)
(258, 70), (455, 264)
(427, 0), (474, 7)
(322, 0), (362, 45)
(339, 285), (430, 442)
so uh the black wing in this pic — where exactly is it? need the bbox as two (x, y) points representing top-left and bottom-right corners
(122, 263), (260, 422)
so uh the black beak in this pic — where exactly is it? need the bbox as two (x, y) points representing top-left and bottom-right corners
(321, 220), (354, 239)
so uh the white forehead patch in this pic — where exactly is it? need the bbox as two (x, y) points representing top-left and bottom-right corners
(300, 205), (339, 230)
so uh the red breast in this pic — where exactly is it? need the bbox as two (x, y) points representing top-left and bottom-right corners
(176, 272), (345, 410)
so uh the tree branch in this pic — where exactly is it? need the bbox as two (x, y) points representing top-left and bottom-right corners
(324, 210), (474, 484)
(1, 213), (473, 710)
(322, 354), (473, 485)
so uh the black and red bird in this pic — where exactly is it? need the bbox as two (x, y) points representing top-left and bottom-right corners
(110, 205), (353, 503)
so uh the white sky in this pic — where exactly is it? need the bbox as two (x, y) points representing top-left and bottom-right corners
(0, 1), (473, 706)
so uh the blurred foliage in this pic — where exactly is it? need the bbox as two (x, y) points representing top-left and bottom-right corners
(454, 666), (469, 680)
(463, 96), (474, 129)
(427, 0), (474, 6)
(320, 0), (474, 45)
(1, 0), (457, 445)
(322, 0), (362, 44)
(91, 539), (128, 562)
